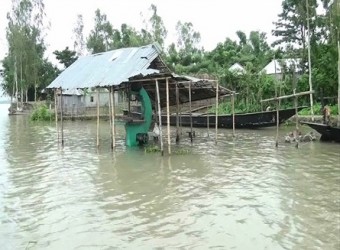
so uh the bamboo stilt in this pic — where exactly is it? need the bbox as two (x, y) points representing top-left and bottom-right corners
(96, 88), (100, 148)
(294, 89), (299, 148)
(189, 81), (193, 143)
(337, 40), (340, 127)
(306, 0), (314, 121)
(108, 87), (113, 148)
(175, 83), (180, 143)
(275, 99), (279, 148)
(60, 88), (64, 147)
(232, 92), (235, 137)
(215, 81), (219, 145)
(54, 89), (59, 142)
(111, 87), (116, 149)
(207, 99), (210, 137)
(155, 80), (164, 156)
(166, 78), (171, 154)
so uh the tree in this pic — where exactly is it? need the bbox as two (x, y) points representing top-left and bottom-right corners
(2, 0), (48, 103)
(175, 21), (201, 53)
(73, 14), (85, 56)
(53, 47), (78, 68)
(148, 4), (167, 48)
(87, 9), (113, 53)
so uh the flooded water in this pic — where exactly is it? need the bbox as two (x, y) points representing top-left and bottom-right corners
(0, 104), (339, 249)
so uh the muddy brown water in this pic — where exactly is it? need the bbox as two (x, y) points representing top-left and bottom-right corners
(0, 104), (339, 249)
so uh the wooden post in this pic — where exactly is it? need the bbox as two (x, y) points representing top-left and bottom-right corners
(232, 91), (236, 137)
(306, 0), (314, 121)
(275, 99), (279, 148)
(111, 86), (116, 149)
(207, 112), (210, 137)
(60, 88), (64, 147)
(274, 58), (279, 148)
(108, 87), (113, 148)
(156, 79), (164, 156)
(175, 83), (180, 143)
(166, 78), (171, 154)
(294, 88), (299, 148)
(54, 88), (59, 142)
(207, 98), (210, 137)
(189, 81), (193, 142)
(96, 88), (100, 148)
(128, 85), (131, 114)
(215, 81), (219, 145)
(338, 40), (340, 127)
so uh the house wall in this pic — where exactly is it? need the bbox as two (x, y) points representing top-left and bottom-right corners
(57, 95), (85, 115)
(84, 91), (120, 108)
(57, 91), (123, 117)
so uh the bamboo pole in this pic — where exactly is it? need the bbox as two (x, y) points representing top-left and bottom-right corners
(189, 81), (193, 142)
(337, 40), (340, 127)
(232, 91), (235, 137)
(155, 80), (164, 156)
(60, 88), (64, 147)
(54, 89), (59, 143)
(306, 0), (314, 121)
(294, 88), (299, 148)
(108, 87), (113, 148)
(96, 88), (100, 148)
(175, 83), (180, 143)
(111, 86), (116, 149)
(207, 108), (210, 137)
(275, 99), (279, 148)
(215, 81), (219, 145)
(166, 78), (171, 154)
(274, 59), (278, 148)
(261, 90), (315, 102)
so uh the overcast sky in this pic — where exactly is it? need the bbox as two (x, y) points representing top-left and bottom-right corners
(0, 0), (283, 65)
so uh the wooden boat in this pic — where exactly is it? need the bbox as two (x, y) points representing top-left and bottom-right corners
(161, 107), (306, 129)
(301, 122), (340, 143)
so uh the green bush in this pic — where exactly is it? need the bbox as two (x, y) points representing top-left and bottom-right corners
(299, 103), (338, 116)
(30, 104), (54, 121)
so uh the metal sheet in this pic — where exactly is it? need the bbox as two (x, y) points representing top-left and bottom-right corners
(46, 44), (162, 89)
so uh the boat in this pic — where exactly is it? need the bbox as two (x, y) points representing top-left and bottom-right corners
(300, 122), (340, 143)
(161, 107), (306, 129)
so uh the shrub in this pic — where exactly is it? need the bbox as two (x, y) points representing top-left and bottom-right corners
(30, 104), (54, 121)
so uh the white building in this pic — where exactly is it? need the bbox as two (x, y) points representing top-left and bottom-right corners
(260, 58), (302, 80)
(228, 63), (246, 75)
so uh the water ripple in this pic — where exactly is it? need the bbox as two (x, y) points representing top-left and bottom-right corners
(0, 109), (339, 249)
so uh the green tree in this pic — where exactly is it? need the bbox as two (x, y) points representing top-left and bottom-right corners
(73, 14), (85, 56)
(53, 47), (78, 68)
(2, 0), (48, 103)
(148, 4), (167, 48)
(87, 9), (113, 53)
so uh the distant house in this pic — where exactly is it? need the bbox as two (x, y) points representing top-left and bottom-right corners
(261, 58), (302, 80)
(57, 88), (119, 115)
(228, 63), (246, 75)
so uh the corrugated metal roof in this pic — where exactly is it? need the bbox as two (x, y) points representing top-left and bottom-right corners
(47, 44), (162, 89)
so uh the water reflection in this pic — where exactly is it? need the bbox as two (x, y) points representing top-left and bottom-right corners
(0, 104), (339, 249)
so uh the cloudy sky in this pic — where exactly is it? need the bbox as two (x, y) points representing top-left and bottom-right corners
(0, 0), (283, 64)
